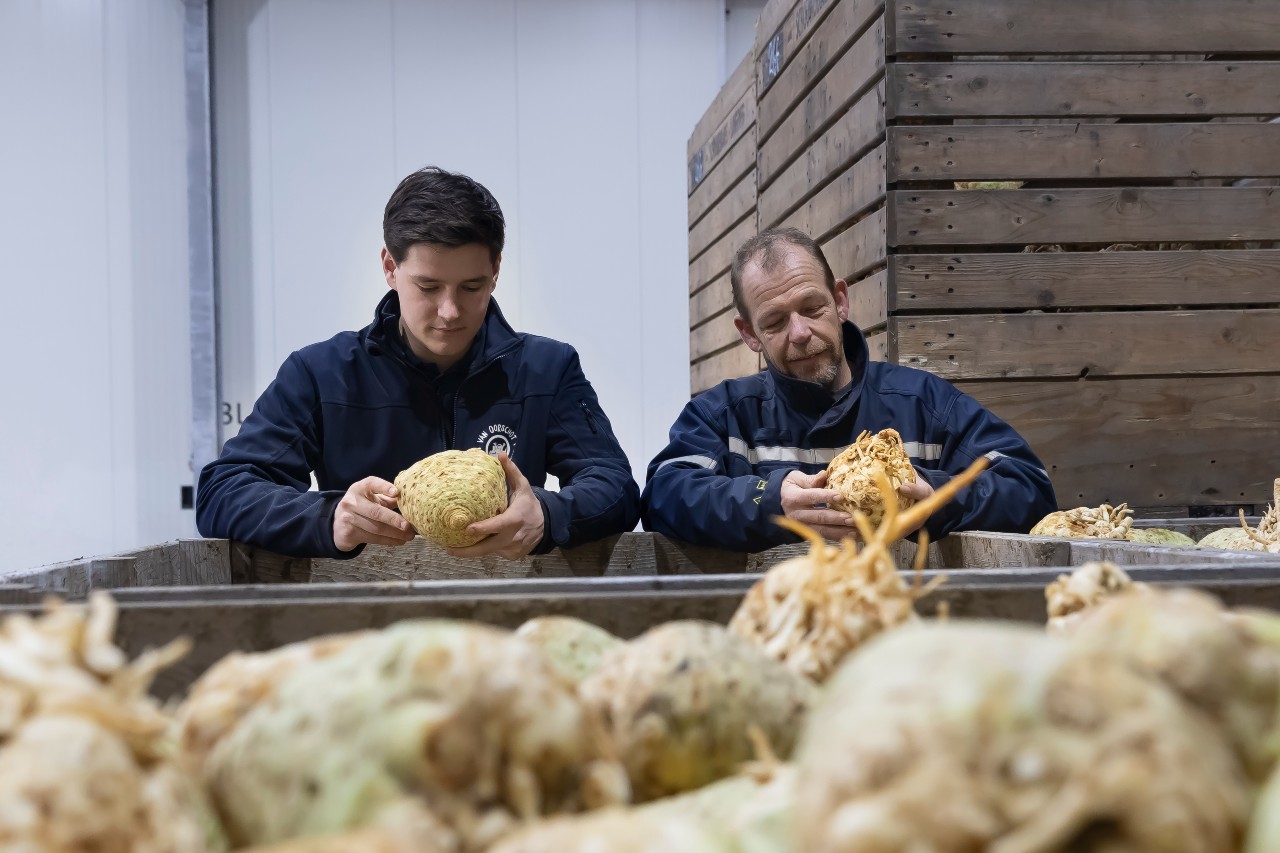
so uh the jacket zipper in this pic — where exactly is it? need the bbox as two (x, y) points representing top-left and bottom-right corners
(581, 401), (598, 434)
(454, 352), (512, 450)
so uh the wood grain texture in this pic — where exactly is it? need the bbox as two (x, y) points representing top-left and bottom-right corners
(690, 272), (734, 328)
(889, 250), (1280, 312)
(887, 122), (1280, 183)
(689, 131), (756, 229)
(692, 343), (762, 394)
(956, 375), (1280, 507)
(890, 0), (1280, 56)
(779, 142), (886, 242)
(690, 213), (758, 292)
(888, 62), (1280, 119)
(688, 81), (757, 194)
(759, 16), (886, 188)
(760, 79), (886, 228)
(689, 169), (756, 262)
(690, 308), (743, 361)
(760, 0), (884, 138)
(822, 205), (887, 281)
(895, 310), (1280, 379)
(689, 50), (754, 160)
(848, 268), (888, 329)
(888, 187), (1280, 246)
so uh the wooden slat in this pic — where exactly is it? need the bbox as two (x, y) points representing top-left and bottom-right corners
(890, 0), (1280, 56)
(759, 80), (886, 229)
(692, 343), (761, 394)
(956, 375), (1280, 508)
(759, 16), (886, 190)
(690, 309), (743, 361)
(889, 250), (1280, 312)
(822, 205), (887, 282)
(756, 0), (842, 95)
(310, 535), (651, 582)
(780, 141), (886, 243)
(848, 268), (887, 329)
(940, 532), (1280, 569)
(888, 187), (1280, 247)
(888, 62), (1280, 119)
(689, 87), (757, 195)
(688, 50), (754, 161)
(689, 170), (756, 262)
(690, 273), (735, 328)
(759, 0), (884, 140)
(756, 0), (801, 67)
(866, 329), (888, 362)
(887, 123), (1280, 183)
(690, 213), (758, 293)
(1133, 518), (1264, 542)
(230, 541), (313, 584)
(895, 310), (1280, 380)
(688, 131), (756, 229)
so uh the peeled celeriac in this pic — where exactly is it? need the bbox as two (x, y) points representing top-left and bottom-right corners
(578, 621), (813, 801)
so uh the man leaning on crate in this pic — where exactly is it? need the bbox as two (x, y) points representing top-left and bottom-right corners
(197, 167), (639, 561)
(642, 227), (1056, 552)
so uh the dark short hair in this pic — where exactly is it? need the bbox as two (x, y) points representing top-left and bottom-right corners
(382, 167), (505, 263)
(729, 226), (836, 319)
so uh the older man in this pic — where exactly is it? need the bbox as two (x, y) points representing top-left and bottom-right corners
(642, 226), (1055, 551)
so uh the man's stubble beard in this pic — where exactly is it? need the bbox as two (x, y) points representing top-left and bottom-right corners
(762, 346), (843, 392)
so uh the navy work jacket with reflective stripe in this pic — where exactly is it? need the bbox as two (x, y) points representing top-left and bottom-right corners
(641, 322), (1056, 552)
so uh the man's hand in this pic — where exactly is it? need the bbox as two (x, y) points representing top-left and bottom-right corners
(895, 474), (936, 538)
(446, 452), (546, 560)
(333, 476), (417, 552)
(780, 469), (859, 542)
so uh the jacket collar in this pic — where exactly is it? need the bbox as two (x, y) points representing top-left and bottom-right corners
(363, 290), (521, 376)
(765, 321), (870, 428)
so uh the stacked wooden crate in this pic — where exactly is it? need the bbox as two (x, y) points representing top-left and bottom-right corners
(687, 53), (761, 395)
(689, 0), (1280, 513)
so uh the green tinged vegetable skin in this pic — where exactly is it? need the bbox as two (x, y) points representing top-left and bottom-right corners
(1068, 588), (1280, 783)
(638, 767), (794, 853)
(1126, 528), (1196, 546)
(205, 620), (626, 850)
(515, 617), (622, 686)
(794, 622), (1249, 852)
(580, 621), (815, 801)
(1198, 527), (1264, 551)
(486, 808), (737, 853)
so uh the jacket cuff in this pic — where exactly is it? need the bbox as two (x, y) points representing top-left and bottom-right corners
(318, 491), (367, 560)
(529, 487), (560, 555)
(915, 466), (965, 537)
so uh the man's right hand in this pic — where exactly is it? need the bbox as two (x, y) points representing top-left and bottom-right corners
(779, 470), (858, 542)
(333, 476), (417, 552)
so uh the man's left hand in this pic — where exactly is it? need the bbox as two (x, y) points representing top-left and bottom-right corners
(446, 452), (546, 560)
(895, 475), (935, 538)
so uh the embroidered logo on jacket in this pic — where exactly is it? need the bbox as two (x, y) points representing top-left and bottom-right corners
(477, 423), (517, 457)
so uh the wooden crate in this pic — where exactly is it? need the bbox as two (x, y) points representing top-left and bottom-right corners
(688, 51), (762, 395)
(3, 530), (1278, 697)
(733, 0), (1280, 512)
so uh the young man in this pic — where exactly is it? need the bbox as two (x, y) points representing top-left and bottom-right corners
(642, 227), (1056, 551)
(198, 167), (639, 559)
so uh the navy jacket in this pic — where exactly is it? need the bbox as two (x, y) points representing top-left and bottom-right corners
(642, 322), (1056, 551)
(197, 293), (640, 558)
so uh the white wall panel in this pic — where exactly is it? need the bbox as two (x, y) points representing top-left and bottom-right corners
(213, 0), (728, 498)
(510, 0), (643, 485)
(638, 0), (725, 479)
(0, 0), (192, 571)
(390, 0), (525, 326)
